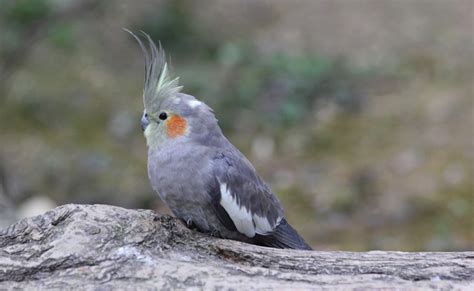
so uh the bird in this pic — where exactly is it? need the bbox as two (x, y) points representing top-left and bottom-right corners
(127, 31), (312, 250)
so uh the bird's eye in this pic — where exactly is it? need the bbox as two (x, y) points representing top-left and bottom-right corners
(144, 113), (148, 118)
(159, 112), (168, 120)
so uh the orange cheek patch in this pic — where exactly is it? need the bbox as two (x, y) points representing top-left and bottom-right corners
(166, 115), (188, 138)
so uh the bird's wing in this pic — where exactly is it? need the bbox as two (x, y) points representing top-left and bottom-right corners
(208, 150), (284, 238)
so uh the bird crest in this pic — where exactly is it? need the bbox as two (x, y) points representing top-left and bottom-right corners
(125, 29), (183, 118)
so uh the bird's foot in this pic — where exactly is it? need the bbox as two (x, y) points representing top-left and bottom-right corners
(186, 218), (194, 228)
(210, 229), (220, 237)
(179, 218), (197, 229)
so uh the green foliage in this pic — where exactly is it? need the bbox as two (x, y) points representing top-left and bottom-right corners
(0, 0), (50, 55)
(0, 0), (75, 58)
(48, 23), (75, 50)
(3, 0), (51, 26)
(212, 50), (369, 130)
(137, 0), (218, 58)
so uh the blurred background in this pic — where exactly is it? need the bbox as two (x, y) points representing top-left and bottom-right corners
(0, 0), (472, 251)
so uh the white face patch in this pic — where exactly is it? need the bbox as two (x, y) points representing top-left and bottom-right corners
(143, 122), (168, 149)
(187, 100), (202, 109)
(144, 124), (153, 145)
(219, 183), (256, 238)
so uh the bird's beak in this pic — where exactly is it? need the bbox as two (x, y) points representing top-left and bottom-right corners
(140, 114), (150, 131)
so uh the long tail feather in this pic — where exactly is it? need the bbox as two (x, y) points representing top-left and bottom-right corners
(255, 218), (312, 250)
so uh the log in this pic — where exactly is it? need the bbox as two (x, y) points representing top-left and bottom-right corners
(0, 204), (472, 290)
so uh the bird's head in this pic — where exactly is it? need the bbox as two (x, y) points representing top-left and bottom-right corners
(128, 31), (221, 149)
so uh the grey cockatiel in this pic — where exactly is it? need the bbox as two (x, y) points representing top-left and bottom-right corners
(129, 31), (312, 250)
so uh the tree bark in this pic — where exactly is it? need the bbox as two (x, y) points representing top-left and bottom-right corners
(0, 204), (472, 290)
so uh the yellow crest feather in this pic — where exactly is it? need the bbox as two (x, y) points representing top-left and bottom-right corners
(125, 29), (183, 117)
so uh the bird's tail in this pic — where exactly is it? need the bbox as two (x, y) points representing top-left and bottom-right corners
(255, 218), (312, 250)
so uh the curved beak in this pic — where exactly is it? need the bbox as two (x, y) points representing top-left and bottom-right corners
(140, 113), (150, 131)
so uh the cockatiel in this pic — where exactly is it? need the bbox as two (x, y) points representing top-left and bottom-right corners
(128, 31), (312, 250)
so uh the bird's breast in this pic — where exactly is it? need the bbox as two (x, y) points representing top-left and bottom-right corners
(147, 145), (212, 205)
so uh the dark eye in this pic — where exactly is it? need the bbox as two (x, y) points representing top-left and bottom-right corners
(159, 112), (168, 120)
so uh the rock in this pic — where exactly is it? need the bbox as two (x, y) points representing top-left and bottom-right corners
(0, 204), (473, 290)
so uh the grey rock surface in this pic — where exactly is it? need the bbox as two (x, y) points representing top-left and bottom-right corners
(0, 204), (473, 290)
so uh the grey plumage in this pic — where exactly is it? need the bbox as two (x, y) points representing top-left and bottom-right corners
(128, 31), (312, 250)
(210, 151), (283, 234)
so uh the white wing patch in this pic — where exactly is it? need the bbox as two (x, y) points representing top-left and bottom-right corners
(219, 183), (276, 237)
(187, 100), (202, 108)
(219, 183), (255, 237)
(252, 214), (273, 235)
